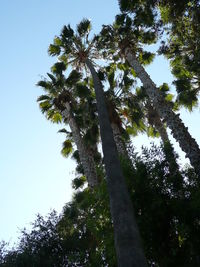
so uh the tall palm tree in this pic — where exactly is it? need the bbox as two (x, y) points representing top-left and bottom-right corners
(97, 15), (200, 177)
(37, 69), (99, 188)
(48, 19), (147, 266)
(118, 0), (200, 109)
(103, 65), (134, 158)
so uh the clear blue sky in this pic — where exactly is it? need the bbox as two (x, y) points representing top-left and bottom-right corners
(0, 0), (199, 246)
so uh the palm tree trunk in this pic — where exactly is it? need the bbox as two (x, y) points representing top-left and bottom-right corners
(86, 58), (147, 267)
(145, 101), (180, 174)
(61, 102), (98, 188)
(125, 48), (200, 177)
(111, 122), (127, 157)
(145, 101), (169, 143)
(154, 119), (169, 143)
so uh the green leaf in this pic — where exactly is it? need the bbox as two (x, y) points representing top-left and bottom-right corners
(61, 25), (74, 39)
(47, 73), (56, 83)
(54, 37), (62, 46)
(72, 176), (86, 190)
(37, 80), (51, 90)
(108, 69), (115, 89)
(139, 52), (155, 66)
(75, 84), (90, 97)
(160, 6), (171, 24)
(147, 126), (159, 138)
(115, 14), (126, 25)
(37, 95), (51, 102)
(48, 44), (61, 56)
(126, 126), (138, 136)
(51, 62), (66, 75)
(61, 139), (73, 157)
(52, 112), (62, 123)
(66, 70), (82, 86)
(130, 68), (136, 77)
(39, 100), (52, 112)
(165, 94), (174, 102)
(58, 128), (69, 134)
(77, 19), (91, 37)
(159, 83), (170, 92)
(58, 54), (68, 64)
(117, 63), (126, 71)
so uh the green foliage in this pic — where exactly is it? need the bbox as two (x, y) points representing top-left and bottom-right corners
(0, 211), (65, 267)
(51, 112), (62, 123)
(138, 51), (155, 65)
(48, 44), (61, 56)
(57, 128), (69, 134)
(1, 145), (200, 266)
(147, 126), (159, 138)
(37, 80), (52, 90)
(66, 70), (82, 87)
(159, 82), (170, 93)
(165, 93), (174, 102)
(159, 5), (171, 24)
(117, 0), (200, 111)
(62, 24), (74, 39)
(33, 8), (200, 266)
(37, 95), (51, 102)
(61, 139), (73, 158)
(47, 72), (57, 83)
(77, 19), (91, 37)
(53, 36), (62, 46)
(72, 175), (86, 190)
(39, 100), (52, 113)
(51, 62), (66, 75)
(126, 125), (138, 136)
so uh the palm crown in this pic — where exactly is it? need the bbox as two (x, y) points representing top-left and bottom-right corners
(48, 19), (99, 72)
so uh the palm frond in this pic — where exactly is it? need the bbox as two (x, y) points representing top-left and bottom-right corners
(61, 24), (74, 39)
(47, 73), (56, 83)
(37, 95), (51, 102)
(37, 80), (51, 89)
(51, 112), (62, 123)
(61, 139), (73, 157)
(48, 44), (61, 56)
(77, 19), (91, 37)
(39, 100), (52, 113)
(66, 70), (82, 86)
(51, 62), (66, 75)
(75, 83), (90, 98)
(58, 128), (69, 134)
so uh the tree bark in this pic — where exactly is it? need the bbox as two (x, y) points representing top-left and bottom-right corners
(61, 102), (98, 188)
(125, 48), (200, 177)
(111, 122), (127, 157)
(86, 58), (147, 267)
(145, 101), (169, 143)
(145, 101), (180, 174)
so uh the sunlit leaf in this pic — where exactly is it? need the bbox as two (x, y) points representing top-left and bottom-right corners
(61, 139), (73, 157)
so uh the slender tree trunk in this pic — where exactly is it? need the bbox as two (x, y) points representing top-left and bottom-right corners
(145, 101), (180, 175)
(145, 101), (169, 143)
(86, 58), (147, 267)
(125, 48), (200, 177)
(111, 122), (127, 157)
(154, 119), (169, 143)
(61, 102), (98, 188)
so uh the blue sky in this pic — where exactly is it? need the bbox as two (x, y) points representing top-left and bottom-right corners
(0, 0), (199, 246)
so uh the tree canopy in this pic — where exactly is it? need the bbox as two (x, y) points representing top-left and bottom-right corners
(1, 1), (200, 266)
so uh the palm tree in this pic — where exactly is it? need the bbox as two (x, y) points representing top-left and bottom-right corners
(97, 15), (200, 177)
(102, 65), (133, 158)
(118, 0), (200, 109)
(37, 68), (99, 188)
(48, 19), (147, 266)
